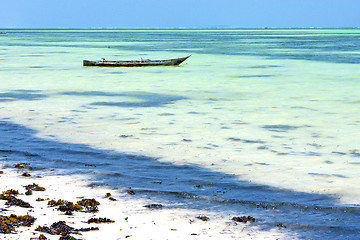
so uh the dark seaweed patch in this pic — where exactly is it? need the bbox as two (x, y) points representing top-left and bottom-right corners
(232, 216), (255, 223)
(0, 214), (36, 233)
(144, 204), (163, 209)
(1, 189), (32, 208)
(127, 190), (135, 195)
(76, 198), (100, 212)
(25, 183), (45, 191)
(36, 221), (75, 236)
(87, 217), (115, 224)
(22, 172), (31, 177)
(196, 216), (209, 221)
(15, 163), (30, 170)
(5, 198), (32, 208)
(48, 199), (83, 213)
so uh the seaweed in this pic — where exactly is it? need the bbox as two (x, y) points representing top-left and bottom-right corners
(77, 227), (99, 231)
(196, 216), (209, 221)
(36, 198), (47, 202)
(1, 190), (32, 208)
(15, 163), (30, 170)
(38, 234), (47, 239)
(0, 214), (36, 233)
(36, 221), (97, 238)
(59, 236), (78, 240)
(0, 170), (4, 174)
(25, 183), (46, 191)
(25, 190), (33, 195)
(277, 223), (286, 228)
(76, 199), (100, 212)
(5, 197), (33, 208)
(22, 172), (31, 177)
(1, 189), (19, 197)
(48, 199), (83, 213)
(231, 216), (255, 223)
(36, 221), (74, 235)
(127, 190), (135, 195)
(144, 204), (163, 209)
(87, 217), (115, 224)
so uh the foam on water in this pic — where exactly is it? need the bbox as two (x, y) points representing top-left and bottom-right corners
(1, 29), (360, 238)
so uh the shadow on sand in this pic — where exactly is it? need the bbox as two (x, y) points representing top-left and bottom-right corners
(1, 120), (360, 239)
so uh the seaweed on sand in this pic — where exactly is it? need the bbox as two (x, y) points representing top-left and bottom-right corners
(25, 190), (32, 195)
(48, 199), (83, 214)
(38, 234), (47, 239)
(59, 235), (78, 240)
(144, 204), (163, 209)
(36, 221), (74, 235)
(0, 189), (32, 208)
(77, 226), (99, 231)
(76, 199), (100, 213)
(0, 214), (36, 233)
(36, 220), (98, 238)
(1, 189), (19, 197)
(15, 163), (30, 170)
(87, 217), (115, 224)
(22, 172), (31, 177)
(25, 183), (46, 191)
(231, 216), (256, 223)
(196, 216), (209, 221)
(5, 198), (33, 208)
(105, 193), (117, 201)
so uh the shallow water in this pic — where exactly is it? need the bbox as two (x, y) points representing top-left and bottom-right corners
(0, 29), (360, 238)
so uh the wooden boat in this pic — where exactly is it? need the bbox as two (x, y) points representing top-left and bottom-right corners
(83, 55), (191, 67)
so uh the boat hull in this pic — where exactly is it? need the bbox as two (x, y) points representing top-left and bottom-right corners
(83, 55), (191, 67)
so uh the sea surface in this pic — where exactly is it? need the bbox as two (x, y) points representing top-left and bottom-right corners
(0, 29), (360, 239)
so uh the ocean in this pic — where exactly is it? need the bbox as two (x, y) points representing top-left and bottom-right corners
(0, 29), (360, 239)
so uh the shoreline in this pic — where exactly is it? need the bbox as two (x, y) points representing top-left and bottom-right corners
(0, 162), (290, 240)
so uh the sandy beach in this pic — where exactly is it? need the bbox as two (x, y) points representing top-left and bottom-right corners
(0, 163), (292, 240)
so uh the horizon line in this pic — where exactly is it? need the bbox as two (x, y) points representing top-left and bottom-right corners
(1, 27), (359, 30)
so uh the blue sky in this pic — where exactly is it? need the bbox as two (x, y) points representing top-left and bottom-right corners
(1, 0), (359, 28)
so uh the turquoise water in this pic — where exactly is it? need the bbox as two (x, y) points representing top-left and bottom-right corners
(1, 29), (360, 238)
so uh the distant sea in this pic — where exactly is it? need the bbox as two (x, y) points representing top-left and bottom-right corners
(1, 29), (360, 239)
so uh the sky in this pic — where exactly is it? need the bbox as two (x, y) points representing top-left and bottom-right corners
(0, 0), (359, 29)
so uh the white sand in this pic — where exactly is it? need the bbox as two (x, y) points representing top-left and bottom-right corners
(0, 165), (294, 240)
